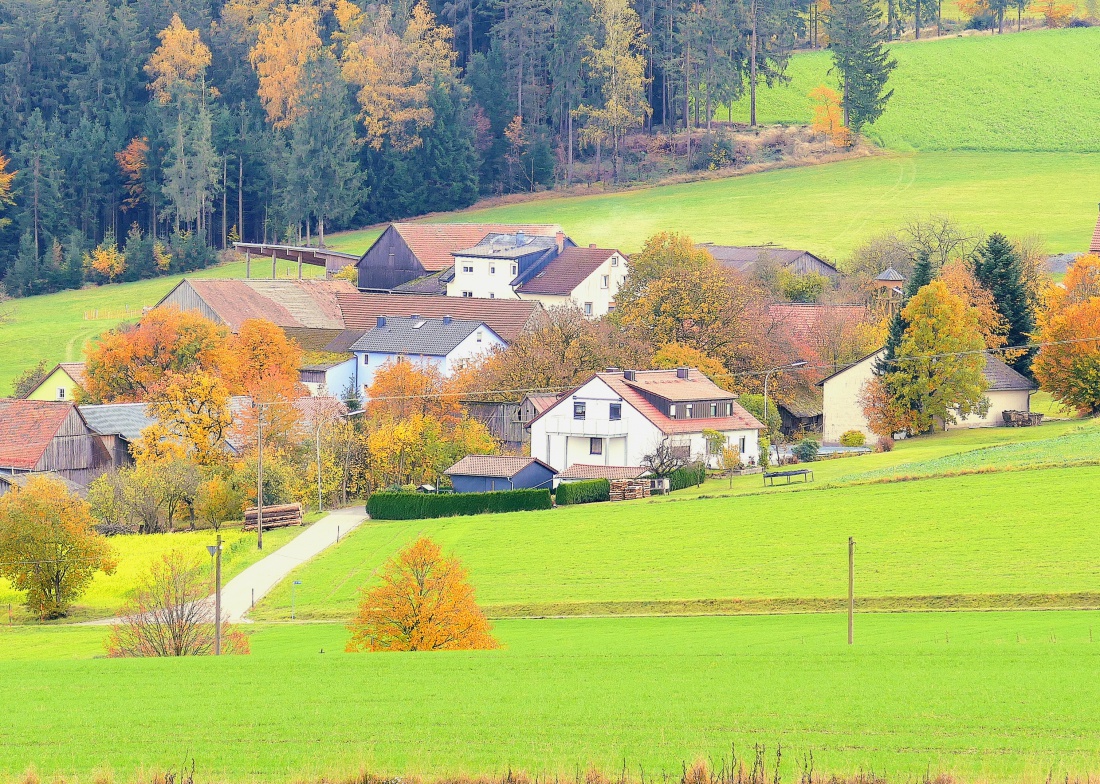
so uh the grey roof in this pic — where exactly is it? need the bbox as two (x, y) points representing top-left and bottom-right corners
(983, 354), (1037, 391)
(698, 245), (836, 274)
(454, 233), (558, 260)
(79, 403), (156, 441)
(393, 268), (454, 295)
(348, 316), (497, 356)
(444, 455), (556, 478)
(876, 267), (905, 282)
(323, 329), (369, 353)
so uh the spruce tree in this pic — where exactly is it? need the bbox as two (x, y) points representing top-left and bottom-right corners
(825, 0), (897, 132)
(973, 232), (1036, 375)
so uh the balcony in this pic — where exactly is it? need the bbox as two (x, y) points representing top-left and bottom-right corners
(538, 415), (631, 438)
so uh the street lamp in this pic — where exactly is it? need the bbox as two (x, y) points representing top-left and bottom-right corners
(762, 360), (808, 460)
(206, 535), (223, 655)
(291, 580), (302, 620)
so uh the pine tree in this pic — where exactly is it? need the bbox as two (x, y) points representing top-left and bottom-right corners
(973, 232), (1036, 376)
(825, 0), (896, 132)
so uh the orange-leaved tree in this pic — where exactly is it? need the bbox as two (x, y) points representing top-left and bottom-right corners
(808, 85), (848, 146)
(249, 2), (322, 128)
(940, 259), (1008, 353)
(346, 537), (498, 652)
(82, 307), (233, 403)
(366, 359), (461, 422)
(115, 137), (149, 213)
(0, 151), (15, 231)
(0, 476), (117, 618)
(1033, 254), (1100, 414)
(230, 318), (306, 453)
(144, 371), (234, 466)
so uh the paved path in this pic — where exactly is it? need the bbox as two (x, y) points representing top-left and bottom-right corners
(219, 507), (366, 622)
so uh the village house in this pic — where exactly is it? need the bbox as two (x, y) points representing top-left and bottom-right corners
(529, 368), (763, 473)
(819, 349), (1038, 443)
(699, 244), (840, 280)
(444, 455), (557, 493)
(0, 400), (114, 491)
(355, 222), (563, 291)
(514, 245), (629, 316)
(348, 315), (505, 388)
(23, 362), (87, 402)
(78, 403), (158, 468)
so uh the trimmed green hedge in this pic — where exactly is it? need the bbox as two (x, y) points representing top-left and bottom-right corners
(556, 478), (611, 505)
(669, 462), (706, 491)
(366, 489), (552, 520)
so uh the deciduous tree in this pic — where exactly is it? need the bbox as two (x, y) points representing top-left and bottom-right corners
(146, 371), (235, 466)
(249, 2), (323, 128)
(1032, 254), (1100, 414)
(0, 476), (117, 619)
(346, 537), (498, 652)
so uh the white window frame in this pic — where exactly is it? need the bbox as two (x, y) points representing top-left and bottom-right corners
(462, 291), (473, 298)
(584, 302), (593, 316)
(462, 265), (474, 273)
(57, 388), (66, 400)
(600, 275), (609, 289)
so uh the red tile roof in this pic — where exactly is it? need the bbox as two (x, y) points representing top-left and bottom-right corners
(58, 363), (86, 388)
(0, 401), (77, 470)
(164, 279), (356, 332)
(334, 291), (542, 343)
(768, 303), (868, 351)
(524, 393), (560, 416)
(598, 370), (764, 434)
(445, 455), (556, 478)
(517, 246), (621, 295)
(558, 464), (651, 480)
(1091, 209), (1100, 253)
(391, 223), (564, 272)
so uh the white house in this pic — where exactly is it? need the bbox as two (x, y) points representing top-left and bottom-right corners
(348, 315), (505, 388)
(448, 232), (562, 300)
(299, 357), (358, 398)
(529, 368), (763, 473)
(819, 348), (1037, 443)
(515, 245), (629, 317)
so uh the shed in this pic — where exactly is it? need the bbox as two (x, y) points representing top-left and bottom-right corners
(444, 455), (557, 493)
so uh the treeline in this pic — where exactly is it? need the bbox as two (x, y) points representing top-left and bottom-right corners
(0, 0), (898, 297)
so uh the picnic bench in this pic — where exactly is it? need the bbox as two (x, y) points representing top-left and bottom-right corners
(763, 469), (814, 486)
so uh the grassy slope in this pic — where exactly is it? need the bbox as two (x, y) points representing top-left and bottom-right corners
(727, 28), (1100, 152)
(2, 613), (1100, 781)
(0, 258), (324, 395)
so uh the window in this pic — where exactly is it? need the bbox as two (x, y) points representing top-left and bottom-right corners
(669, 404), (677, 417)
(490, 265), (496, 274)
(476, 331), (483, 343)
(685, 403), (693, 418)
(584, 302), (593, 316)
(511, 263), (518, 275)
(590, 437), (603, 455)
(610, 403), (621, 421)
(462, 265), (474, 273)
(600, 275), (609, 289)
(462, 291), (473, 298)
(57, 388), (66, 400)
(489, 293), (495, 299)
(611, 256), (619, 267)
(710, 402), (718, 417)
(739, 437), (746, 452)
(574, 401), (586, 420)
(726, 402), (733, 416)
(362, 354), (370, 365)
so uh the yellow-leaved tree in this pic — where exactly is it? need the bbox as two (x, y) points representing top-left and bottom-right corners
(249, 2), (323, 128)
(1033, 254), (1100, 414)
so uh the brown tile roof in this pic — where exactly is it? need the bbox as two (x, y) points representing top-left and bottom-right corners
(391, 223), (564, 272)
(0, 401), (76, 470)
(524, 393), (560, 416)
(1091, 209), (1100, 253)
(58, 362), (86, 388)
(283, 327), (345, 353)
(517, 246), (621, 295)
(444, 455), (556, 478)
(700, 245), (837, 274)
(623, 370), (738, 403)
(600, 370), (764, 435)
(558, 464), (651, 480)
(768, 303), (868, 351)
(334, 291), (542, 343)
(164, 279), (356, 332)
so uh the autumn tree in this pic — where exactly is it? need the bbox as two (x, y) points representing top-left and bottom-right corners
(885, 281), (989, 434)
(105, 549), (250, 657)
(231, 318), (305, 453)
(115, 138), (149, 214)
(194, 473), (247, 531)
(809, 85), (847, 145)
(82, 233), (126, 283)
(0, 151), (16, 231)
(940, 259), (1008, 352)
(825, 0), (896, 131)
(10, 359), (48, 398)
(346, 537), (498, 652)
(652, 343), (735, 388)
(82, 307), (232, 403)
(145, 371), (235, 466)
(249, 3), (323, 128)
(1033, 254), (1100, 414)
(0, 476), (117, 618)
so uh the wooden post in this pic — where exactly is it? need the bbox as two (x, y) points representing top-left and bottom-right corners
(245, 250), (250, 278)
(298, 252), (303, 280)
(848, 536), (855, 645)
(214, 534), (222, 655)
(272, 252), (277, 280)
(257, 407), (264, 550)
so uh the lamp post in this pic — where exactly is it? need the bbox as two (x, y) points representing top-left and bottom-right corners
(762, 360), (808, 460)
(292, 580), (302, 620)
(206, 535), (222, 655)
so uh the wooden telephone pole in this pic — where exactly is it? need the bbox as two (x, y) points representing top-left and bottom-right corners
(208, 535), (223, 655)
(848, 536), (855, 645)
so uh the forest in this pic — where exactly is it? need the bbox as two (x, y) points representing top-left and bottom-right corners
(0, 0), (904, 297)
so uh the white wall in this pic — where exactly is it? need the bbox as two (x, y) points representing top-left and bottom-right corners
(303, 358), (358, 398)
(353, 326), (505, 390)
(822, 351), (881, 443)
(447, 255), (521, 299)
(949, 389), (1032, 429)
(518, 252), (629, 318)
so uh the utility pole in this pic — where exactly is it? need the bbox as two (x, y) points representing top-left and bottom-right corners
(316, 422), (324, 514)
(848, 536), (855, 645)
(256, 404), (264, 551)
(207, 535), (223, 655)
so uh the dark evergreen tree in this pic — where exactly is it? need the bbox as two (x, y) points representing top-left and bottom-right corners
(825, 0), (896, 131)
(973, 232), (1036, 375)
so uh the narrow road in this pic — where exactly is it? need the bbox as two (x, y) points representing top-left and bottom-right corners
(219, 507), (366, 622)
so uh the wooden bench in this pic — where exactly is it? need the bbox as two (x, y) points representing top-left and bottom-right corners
(243, 503), (303, 531)
(763, 469), (814, 486)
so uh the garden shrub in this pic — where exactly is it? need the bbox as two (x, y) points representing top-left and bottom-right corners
(669, 462), (706, 491)
(792, 438), (820, 463)
(556, 479), (610, 505)
(840, 430), (866, 447)
(876, 436), (895, 453)
(367, 489), (552, 520)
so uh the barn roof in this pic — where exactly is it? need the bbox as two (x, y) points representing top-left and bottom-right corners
(334, 291), (541, 343)
(444, 455), (556, 478)
(386, 223), (563, 272)
(516, 246), (621, 295)
(0, 401), (79, 470)
(79, 403), (157, 442)
(699, 245), (837, 275)
(156, 279), (356, 332)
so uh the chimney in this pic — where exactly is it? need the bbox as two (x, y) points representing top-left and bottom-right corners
(556, 230), (565, 252)
(443, 315), (453, 325)
(676, 367), (689, 379)
(589, 243), (597, 249)
(376, 315), (387, 328)
(515, 230), (525, 247)
(623, 370), (636, 381)
(605, 366), (620, 373)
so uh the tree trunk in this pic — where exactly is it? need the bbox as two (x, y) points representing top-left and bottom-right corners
(566, 107), (573, 187)
(221, 155), (227, 249)
(915, 0), (921, 38)
(238, 156), (243, 243)
(750, 0), (759, 126)
(319, 216), (325, 248)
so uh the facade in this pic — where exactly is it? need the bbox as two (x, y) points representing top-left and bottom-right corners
(25, 363), (86, 402)
(348, 316), (505, 388)
(461, 401), (526, 449)
(515, 246), (629, 317)
(355, 223), (563, 291)
(529, 368), (763, 472)
(819, 349), (1038, 443)
(79, 402), (158, 468)
(448, 232), (564, 299)
(299, 358), (358, 398)
(444, 455), (557, 493)
(699, 244), (840, 279)
(0, 401), (113, 488)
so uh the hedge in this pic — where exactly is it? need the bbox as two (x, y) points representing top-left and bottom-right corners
(556, 478), (611, 505)
(669, 462), (706, 491)
(366, 488), (552, 520)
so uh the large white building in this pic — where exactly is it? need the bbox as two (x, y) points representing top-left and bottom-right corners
(819, 348), (1037, 443)
(529, 368), (763, 472)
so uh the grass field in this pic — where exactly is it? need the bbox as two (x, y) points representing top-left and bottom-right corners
(2, 612), (1100, 782)
(0, 525), (302, 624)
(726, 28), (1100, 153)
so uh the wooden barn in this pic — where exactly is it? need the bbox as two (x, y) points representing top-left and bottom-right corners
(698, 244), (840, 279)
(0, 401), (114, 490)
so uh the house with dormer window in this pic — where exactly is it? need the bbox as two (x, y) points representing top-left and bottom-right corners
(528, 368), (763, 472)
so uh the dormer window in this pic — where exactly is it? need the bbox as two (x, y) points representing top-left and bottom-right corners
(669, 404), (677, 417)
(726, 402), (733, 416)
(710, 403), (718, 417)
(685, 403), (693, 418)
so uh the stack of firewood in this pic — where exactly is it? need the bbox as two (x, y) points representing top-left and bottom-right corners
(243, 503), (303, 530)
(609, 480), (651, 502)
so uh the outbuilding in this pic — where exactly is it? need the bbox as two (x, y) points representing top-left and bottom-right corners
(444, 455), (557, 493)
